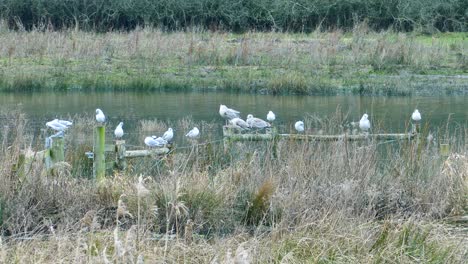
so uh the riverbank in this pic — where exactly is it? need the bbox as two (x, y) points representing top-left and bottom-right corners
(1, 30), (467, 95)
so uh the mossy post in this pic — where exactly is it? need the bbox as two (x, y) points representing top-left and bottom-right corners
(50, 137), (65, 164)
(94, 125), (106, 181)
(115, 140), (127, 170)
(440, 142), (450, 158)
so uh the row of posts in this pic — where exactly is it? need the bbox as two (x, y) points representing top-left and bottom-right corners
(16, 123), (453, 178)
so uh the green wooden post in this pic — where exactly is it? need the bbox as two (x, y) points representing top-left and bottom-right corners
(223, 126), (234, 153)
(440, 143), (450, 158)
(114, 140), (127, 170)
(50, 137), (65, 164)
(94, 125), (106, 181)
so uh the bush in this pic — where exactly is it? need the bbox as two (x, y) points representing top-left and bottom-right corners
(0, 0), (466, 32)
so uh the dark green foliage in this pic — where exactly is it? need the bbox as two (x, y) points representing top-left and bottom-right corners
(0, 0), (466, 32)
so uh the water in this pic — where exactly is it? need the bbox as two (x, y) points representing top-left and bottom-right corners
(0, 91), (465, 147)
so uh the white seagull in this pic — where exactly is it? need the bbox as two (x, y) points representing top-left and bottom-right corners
(144, 136), (167, 147)
(114, 122), (124, 139)
(294, 121), (304, 132)
(229, 117), (250, 130)
(186, 127), (200, 139)
(246, 114), (271, 129)
(46, 119), (70, 132)
(57, 120), (73, 126)
(162, 128), (174, 142)
(411, 109), (421, 122)
(359, 114), (371, 133)
(219, 105), (240, 121)
(267, 111), (276, 122)
(96, 109), (106, 123)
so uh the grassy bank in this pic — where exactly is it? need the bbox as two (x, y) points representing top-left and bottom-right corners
(0, 111), (467, 262)
(0, 28), (467, 95)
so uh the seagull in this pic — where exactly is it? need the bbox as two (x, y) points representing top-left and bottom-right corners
(46, 119), (69, 132)
(294, 121), (304, 132)
(162, 128), (174, 142)
(144, 136), (167, 147)
(96, 109), (105, 123)
(267, 111), (275, 122)
(114, 122), (124, 139)
(246, 114), (271, 129)
(229, 117), (250, 130)
(186, 127), (200, 139)
(412, 109), (421, 122)
(57, 120), (73, 126)
(359, 114), (371, 133)
(219, 105), (240, 121)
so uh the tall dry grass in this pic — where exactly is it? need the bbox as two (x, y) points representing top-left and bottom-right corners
(0, 112), (466, 262)
(0, 27), (466, 95)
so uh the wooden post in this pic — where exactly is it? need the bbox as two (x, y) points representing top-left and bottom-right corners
(94, 125), (106, 181)
(440, 143), (450, 158)
(223, 126), (234, 153)
(115, 140), (127, 170)
(50, 137), (65, 164)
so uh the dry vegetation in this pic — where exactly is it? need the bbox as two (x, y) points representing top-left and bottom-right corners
(0, 23), (467, 95)
(0, 110), (467, 263)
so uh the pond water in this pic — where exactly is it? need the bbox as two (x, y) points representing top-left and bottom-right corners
(0, 91), (467, 144)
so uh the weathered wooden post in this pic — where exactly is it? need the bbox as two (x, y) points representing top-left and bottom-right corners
(50, 137), (65, 163)
(115, 140), (127, 170)
(223, 126), (234, 153)
(440, 142), (450, 158)
(94, 125), (106, 181)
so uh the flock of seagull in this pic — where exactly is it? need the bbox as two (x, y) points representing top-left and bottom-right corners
(44, 106), (423, 148)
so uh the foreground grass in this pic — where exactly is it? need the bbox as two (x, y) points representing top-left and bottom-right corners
(0, 111), (467, 262)
(0, 28), (467, 95)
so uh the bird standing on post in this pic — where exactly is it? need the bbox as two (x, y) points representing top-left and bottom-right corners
(359, 114), (371, 134)
(411, 109), (422, 134)
(246, 114), (271, 129)
(294, 121), (304, 132)
(412, 109), (421, 122)
(114, 122), (124, 139)
(229, 117), (250, 130)
(267, 111), (276, 123)
(219, 105), (240, 125)
(96, 109), (106, 123)
(46, 119), (71, 132)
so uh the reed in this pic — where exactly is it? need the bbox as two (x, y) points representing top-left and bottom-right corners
(0, 28), (466, 95)
(0, 112), (466, 262)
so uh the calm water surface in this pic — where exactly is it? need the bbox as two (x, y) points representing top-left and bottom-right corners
(1, 91), (467, 135)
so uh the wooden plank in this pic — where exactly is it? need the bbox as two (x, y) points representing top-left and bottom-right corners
(278, 133), (415, 141)
(223, 126), (415, 142)
(124, 148), (170, 158)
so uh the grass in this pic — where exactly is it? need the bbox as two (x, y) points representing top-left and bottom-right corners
(0, 27), (467, 95)
(0, 110), (467, 262)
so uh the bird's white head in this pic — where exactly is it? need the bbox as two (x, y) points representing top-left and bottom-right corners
(152, 135), (157, 139)
(414, 109), (419, 113)
(362, 113), (369, 119)
(96, 109), (101, 114)
(118, 122), (123, 127)
(247, 114), (254, 119)
(168, 128), (173, 132)
(268, 111), (273, 115)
